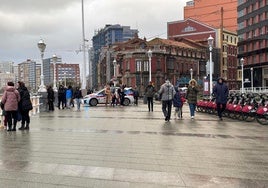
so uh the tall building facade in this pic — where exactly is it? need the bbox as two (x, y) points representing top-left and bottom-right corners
(237, 0), (268, 87)
(0, 73), (15, 91)
(18, 59), (37, 91)
(0, 61), (14, 73)
(56, 63), (80, 87)
(168, 18), (238, 89)
(92, 24), (138, 89)
(184, 0), (238, 32)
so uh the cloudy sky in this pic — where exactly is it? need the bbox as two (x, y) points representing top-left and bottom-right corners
(0, 0), (188, 64)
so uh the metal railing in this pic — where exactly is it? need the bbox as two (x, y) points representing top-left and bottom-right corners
(230, 87), (268, 94)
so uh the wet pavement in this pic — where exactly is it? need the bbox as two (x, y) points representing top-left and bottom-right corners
(0, 102), (268, 188)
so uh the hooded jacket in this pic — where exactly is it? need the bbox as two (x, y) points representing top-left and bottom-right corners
(213, 78), (229, 104)
(186, 79), (198, 104)
(1, 86), (20, 111)
(158, 80), (175, 101)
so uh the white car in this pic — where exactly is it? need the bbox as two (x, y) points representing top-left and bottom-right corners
(83, 87), (134, 106)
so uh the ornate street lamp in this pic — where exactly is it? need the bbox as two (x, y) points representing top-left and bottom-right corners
(207, 35), (214, 97)
(148, 49), (152, 82)
(113, 59), (118, 86)
(241, 58), (245, 93)
(37, 39), (46, 92)
(52, 54), (58, 92)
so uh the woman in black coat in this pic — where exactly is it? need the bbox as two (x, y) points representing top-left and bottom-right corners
(17, 81), (33, 130)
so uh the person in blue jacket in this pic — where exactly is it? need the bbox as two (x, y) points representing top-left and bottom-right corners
(213, 78), (229, 120)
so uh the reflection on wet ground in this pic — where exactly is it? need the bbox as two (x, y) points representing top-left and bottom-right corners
(34, 127), (268, 140)
(0, 103), (268, 187)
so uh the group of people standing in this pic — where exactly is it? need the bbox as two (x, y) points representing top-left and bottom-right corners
(104, 84), (127, 107)
(1, 81), (33, 131)
(51, 85), (82, 112)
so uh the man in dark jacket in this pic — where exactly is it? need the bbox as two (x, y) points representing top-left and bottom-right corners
(213, 78), (229, 120)
(145, 81), (155, 111)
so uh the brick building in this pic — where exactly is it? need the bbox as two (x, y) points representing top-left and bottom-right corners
(168, 18), (238, 89)
(184, 0), (237, 32)
(98, 35), (207, 94)
(237, 0), (268, 88)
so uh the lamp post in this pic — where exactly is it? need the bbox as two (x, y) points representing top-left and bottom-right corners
(37, 39), (46, 92)
(64, 72), (67, 87)
(81, 0), (87, 89)
(113, 59), (118, 86)
(148, 49), (152, 82)
(113, 59), (117, 78)
(52, 54), (58, 92)
(208, 35), (214, 97)
(241, 58), (245, 93)
(250, 67), (253, 92)
(190, 68), (193, 80)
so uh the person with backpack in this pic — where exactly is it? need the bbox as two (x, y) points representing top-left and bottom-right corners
(145, 81), (155, 111)
(159, 79), (176, 122)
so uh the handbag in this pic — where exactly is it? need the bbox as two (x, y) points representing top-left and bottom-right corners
(17, 111), (22, 121)
(0, 102), (4, 110)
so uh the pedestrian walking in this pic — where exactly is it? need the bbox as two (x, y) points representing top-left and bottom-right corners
(104, 84), (111, 106)
(74, 87), (83, 111)
(173, 86), (185, 119)
(47, 86), (55, 111)
(17, 81), (33, 130)
(133, 86), (139, 105)
(186, 79), (199, 119)
(159, 79), (176, 122)
(66, 86), (73, 109)
(213, 78), (229, 121)
(119, 86), (126, 106)
(58, 85), (65, 109)
(1, 82), (20, 131)
(145, 81), (155, 112)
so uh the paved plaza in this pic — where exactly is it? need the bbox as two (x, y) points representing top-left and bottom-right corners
(0, 101), (268, 188)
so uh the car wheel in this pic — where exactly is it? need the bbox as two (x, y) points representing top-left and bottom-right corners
(89, 98), (98, 106)
(123, 98), (130, 106)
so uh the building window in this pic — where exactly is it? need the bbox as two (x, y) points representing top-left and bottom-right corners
(136, 60), (142, 72)
(238, 22), (244, 30)
(144, 61), (149, 71)
(238, 0), (244, 5)
(238, 10), (244, 18)
(126, 61), (130, 70)
(182, 26), (196, 33)
(157, 59), (161, 69)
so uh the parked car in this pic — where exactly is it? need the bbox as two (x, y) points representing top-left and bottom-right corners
(83, 87), (134, 106)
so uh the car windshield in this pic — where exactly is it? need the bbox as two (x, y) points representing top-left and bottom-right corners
(124, 89), (133, 95)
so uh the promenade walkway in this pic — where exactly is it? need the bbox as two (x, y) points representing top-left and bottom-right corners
(0, 102), (268, 188)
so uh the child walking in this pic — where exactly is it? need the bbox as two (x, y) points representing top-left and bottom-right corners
(173, 87), (185, 119)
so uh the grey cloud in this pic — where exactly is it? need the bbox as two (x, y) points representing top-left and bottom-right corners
(0, 0), (188, 63)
